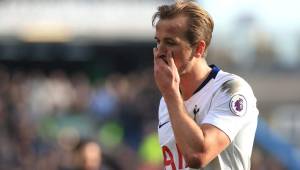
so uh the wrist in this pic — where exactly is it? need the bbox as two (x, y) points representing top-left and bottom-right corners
(162, 88), (182, 101)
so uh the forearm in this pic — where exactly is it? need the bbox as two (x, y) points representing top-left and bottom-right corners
(163, 91), (205, 158)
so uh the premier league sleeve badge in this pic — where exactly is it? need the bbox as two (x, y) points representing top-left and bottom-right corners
(229, 94), (247, 116)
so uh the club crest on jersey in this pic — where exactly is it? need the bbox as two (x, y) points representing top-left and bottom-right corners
(229, 94), (247, 116)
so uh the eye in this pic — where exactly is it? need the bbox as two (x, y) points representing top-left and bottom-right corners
(166, 40), (176, 46)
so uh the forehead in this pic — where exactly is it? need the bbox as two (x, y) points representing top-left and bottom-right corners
(155, 15), (188, 37)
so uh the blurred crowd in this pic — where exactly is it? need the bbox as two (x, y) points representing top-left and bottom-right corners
(0, 65), (163, 170)
(0, 64), (289, 170)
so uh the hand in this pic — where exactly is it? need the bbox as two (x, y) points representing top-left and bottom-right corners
(153, 48), (180, 97)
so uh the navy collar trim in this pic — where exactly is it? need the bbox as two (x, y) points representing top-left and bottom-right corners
(193, 65), (220, 95)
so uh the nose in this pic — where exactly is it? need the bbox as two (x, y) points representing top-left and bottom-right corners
(157, 44), (167, 57)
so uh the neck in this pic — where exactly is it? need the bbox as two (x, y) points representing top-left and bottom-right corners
(179, 61), (211, 100)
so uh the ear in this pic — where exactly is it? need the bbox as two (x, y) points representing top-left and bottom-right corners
(194, 40), (206, 58)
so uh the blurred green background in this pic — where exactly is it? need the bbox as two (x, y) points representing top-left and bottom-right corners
(0, 0), (299, 170)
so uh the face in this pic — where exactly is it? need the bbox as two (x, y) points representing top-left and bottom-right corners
(155, 15), (196, 75)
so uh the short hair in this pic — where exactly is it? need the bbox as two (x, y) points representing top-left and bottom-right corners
(152, 0), (214, 55)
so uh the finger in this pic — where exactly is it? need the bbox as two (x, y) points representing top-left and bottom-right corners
(158, 56), (168, 65)
(169, 55), (176, 68)
(160, 55), (168, 65)
(166, 52), (179, 75)
(166, 51), (175, 67)
(153, 47), (164, 61)
(158, 55), (168, 65)
(153, 53), (165, 69)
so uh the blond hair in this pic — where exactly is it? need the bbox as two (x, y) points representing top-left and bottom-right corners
(152, 0), (214, 55)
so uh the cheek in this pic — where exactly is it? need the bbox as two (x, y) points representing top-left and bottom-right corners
(172, 53), (186, 70)
(172, 50), (182, 66)
(174, 50), (190, 63)
(171, 46), (192, 67)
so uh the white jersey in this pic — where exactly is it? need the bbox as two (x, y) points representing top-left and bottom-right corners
(158, 65), (259, 170)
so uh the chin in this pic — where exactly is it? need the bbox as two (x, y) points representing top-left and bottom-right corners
(178, 70), (187, 76)
(178, 66), (191, 76)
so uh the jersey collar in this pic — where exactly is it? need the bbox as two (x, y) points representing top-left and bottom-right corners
(193, 65), (220, 95)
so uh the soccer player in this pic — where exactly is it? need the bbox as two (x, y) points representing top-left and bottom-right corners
(153, 1), (259, 169)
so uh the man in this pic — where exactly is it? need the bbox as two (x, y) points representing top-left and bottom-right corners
(152, 1), (259, 170)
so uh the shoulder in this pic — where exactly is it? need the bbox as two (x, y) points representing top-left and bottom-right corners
(215, 71), (254, 97)
(211, 71), (257, 116)
(202, 71), (258, 141)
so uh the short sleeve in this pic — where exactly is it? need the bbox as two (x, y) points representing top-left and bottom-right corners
(201, 78), (258, 142)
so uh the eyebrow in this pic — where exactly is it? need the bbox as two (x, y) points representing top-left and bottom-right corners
(154, 37), (175, 42)
(165, 37), (175, 41)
